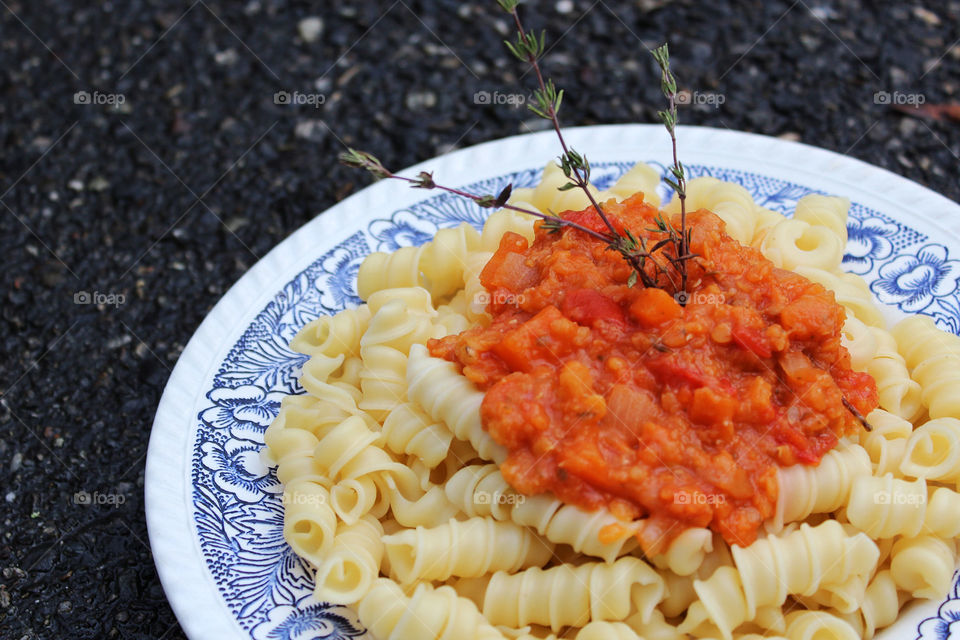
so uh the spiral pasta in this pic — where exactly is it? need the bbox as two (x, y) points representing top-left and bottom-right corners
(380, 402), (454, 469)
(383, 516), (554, 584)
(771, 440), (871, 531)
(841, 316), (877, 372)
(793, 193), (850, 244)
(859, 408), (912, 477)
(864, 326), (924, 421)
(458, 556), (665, 631)
(480, 207), (537, 252)
(611, 162), (662, 207)
(282, 478), (337, 567)
(889, 535), (957, 599)
(444, 463), (639, 562)
(357, 224), (480, 301)
(648, 527), (714, 577)
(313, 514), (384, 605)
(530, 160), (605, 213)
(682, 520), (879, 639)
(407, 344), (507, 463)
(892, 315), (960, 419)
(847, 570), (901, 639)
(846, 473), (926, 538)
(760, 218), (845, 271)
(357, 246), (426, 300)
(358, 291), (438, 422)
(793, 266), (885, 327)
(924, 486), (960, 537)
(358, 578), (505, 640)
(290, 304), (371, 358)
(783, 610), (859, 640)
(899, 417), (960, 482)
(665, 176), (757, 245)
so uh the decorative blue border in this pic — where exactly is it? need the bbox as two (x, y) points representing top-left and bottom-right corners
(189, 162), (957, 638)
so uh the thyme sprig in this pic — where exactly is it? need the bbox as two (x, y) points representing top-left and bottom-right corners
(651, 43), (693, 297)
(339, 148), (614, 244)
(497, 0), (669, 288)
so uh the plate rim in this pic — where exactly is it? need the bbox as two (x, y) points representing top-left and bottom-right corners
(145, 123), (960, 639)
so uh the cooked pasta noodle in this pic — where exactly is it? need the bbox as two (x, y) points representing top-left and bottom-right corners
(899, 417), (960, 482)
(444, 463), (639, 562)
(760, 218), (844, 271)
(313, 514), (384, 605)
(457, 556), (665, 631)
(889, 535), (957, 599)
(783, 610), (860, 640)
(892, 315), (960, 419)
(665, 176), (757, 244)
(682, 520), (879, 640)
(407, 345), (507, 463)
(383, 516), (554, 584)
(358, 578), (505, 640)
(771, 440), (871, 531)
(793, 193), (849, 243)
(611, 162), (662, 207)
(864, 326), (924, 421)
(846, 473), (927, 538)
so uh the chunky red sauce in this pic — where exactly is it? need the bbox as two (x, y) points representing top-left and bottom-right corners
(429, 194), (877, 551)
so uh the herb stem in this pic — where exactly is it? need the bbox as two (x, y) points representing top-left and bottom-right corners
(506, 8), (619, 242)
(338, 148), (615, 244)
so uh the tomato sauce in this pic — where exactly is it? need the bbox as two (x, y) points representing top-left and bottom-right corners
(428, 194), (878, 551)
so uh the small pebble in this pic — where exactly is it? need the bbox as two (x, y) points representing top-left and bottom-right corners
(1, 568), (26, 579)
(294, 120), (328, 142)
(899, 118), (919, 136)
(107, 335), (132, 350)
(10, 452), (22, 473)
(4, 492), (14, 503)
(298, 17), (324, 43)
(68, 179), (84, 191)
(58, 600), (73, 614)
(214, 49), (239, 66)
(808, 5), (838, 20)
(405, 91), (437, 110)
(912, 6), (941, 26)
(88, 176), (110, 191)
(556, 0), (574, 14)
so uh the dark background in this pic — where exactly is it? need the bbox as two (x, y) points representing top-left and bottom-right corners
(0, 0), (957, 638)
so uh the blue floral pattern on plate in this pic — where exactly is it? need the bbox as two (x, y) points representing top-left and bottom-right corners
(917, 571), (960, 640)
(190, 162), (958, 638)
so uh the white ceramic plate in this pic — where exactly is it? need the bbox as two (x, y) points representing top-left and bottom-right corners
(146, 124), (960, 640)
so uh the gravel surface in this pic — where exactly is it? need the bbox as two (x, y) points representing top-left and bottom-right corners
(1, 0), (958, 638)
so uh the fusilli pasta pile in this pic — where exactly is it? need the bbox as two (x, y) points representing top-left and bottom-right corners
(265, 160), (960, 640)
